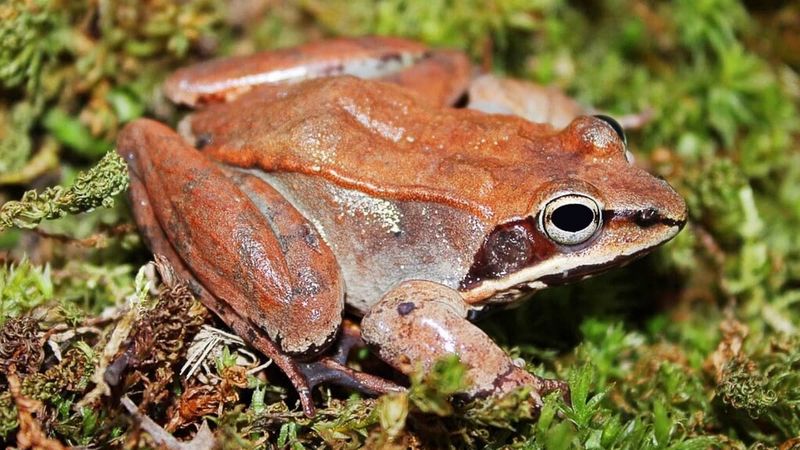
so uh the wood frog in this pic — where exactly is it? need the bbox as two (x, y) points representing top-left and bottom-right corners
(117, 37), (687, 416)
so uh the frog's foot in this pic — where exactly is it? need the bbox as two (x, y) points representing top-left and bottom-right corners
(296, 357), (402, 399)
(294, 320), (402, 406)
(361, 280), (569, 413)
(221, 311), (401, 416)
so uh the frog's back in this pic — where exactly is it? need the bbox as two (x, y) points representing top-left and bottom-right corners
(189, 76), (543, 310)
(188, 76), (560, 221)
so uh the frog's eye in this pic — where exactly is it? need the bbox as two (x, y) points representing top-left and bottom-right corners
(594, 114), (626, 146)
(540, 194), (602, 246)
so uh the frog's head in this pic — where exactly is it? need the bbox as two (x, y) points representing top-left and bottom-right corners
(461, 115), (688, 304)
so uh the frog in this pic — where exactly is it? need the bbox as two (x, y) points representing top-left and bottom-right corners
(116, 36), (687, 417)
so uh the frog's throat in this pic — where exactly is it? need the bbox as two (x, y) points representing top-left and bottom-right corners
(459, 223), (683, 305)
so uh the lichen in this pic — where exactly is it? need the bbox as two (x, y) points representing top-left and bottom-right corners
(0, 151), (128, 232)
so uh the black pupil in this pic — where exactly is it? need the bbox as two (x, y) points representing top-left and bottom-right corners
(552, 204), (595, 232)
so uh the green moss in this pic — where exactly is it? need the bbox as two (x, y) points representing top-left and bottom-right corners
(407, 355), (470, 416)
(0, 258), (53, 325)
(0, 102), (41, 177)
(0, 0), (69, 96)
(303, 0), (549, 62)
(533, 322), (726, 449)
(20, 345), (96, 403)
(0, 391), (17, 440)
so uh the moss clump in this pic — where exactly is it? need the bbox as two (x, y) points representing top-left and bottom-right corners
(0, 0), (69, 96)
(715, 334), (800, 442)
(0, 344), (97, 443)
(0, 316), (43, 378)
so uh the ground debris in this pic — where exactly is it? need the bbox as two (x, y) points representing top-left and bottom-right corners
(165, 365), (247, 432)
(122, 396), (216, 450)
(705, 315), (749, 383)
(105, 256), (209, 410)
(0, 344), (96, 442)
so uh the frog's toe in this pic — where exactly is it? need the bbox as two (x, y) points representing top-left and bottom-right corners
(293, 319), (404, 410)
(296, 357), (403, 400)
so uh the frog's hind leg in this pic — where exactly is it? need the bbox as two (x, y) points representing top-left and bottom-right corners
(361, 280), (569, 412)
(163, 36), (472, 108)
(118, 119), (400, 415)
(164, 36), (428, 106)
(223, 170), (403, 400)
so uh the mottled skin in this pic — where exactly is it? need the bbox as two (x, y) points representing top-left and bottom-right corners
(117, 37), (688, 416)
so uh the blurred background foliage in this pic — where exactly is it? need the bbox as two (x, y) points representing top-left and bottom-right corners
(0, 0), (799, 448)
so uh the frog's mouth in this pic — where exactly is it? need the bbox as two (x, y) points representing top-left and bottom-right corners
(459, 211), (685, 305)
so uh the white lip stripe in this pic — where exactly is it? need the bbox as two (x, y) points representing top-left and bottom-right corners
(461, 225), (680, 304)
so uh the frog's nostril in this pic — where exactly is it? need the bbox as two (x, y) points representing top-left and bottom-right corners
(452, 91), (470, 108)
(631, 206), (687, 229)
(195, 133), (213, 150)
(634, 207), (659, 227)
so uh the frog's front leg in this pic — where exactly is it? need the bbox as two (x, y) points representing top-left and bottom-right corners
(118, 119), (400, 415)
(361, 281), (568, 409)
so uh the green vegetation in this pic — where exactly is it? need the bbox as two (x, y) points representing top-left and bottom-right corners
(0, 0), (798, 447)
